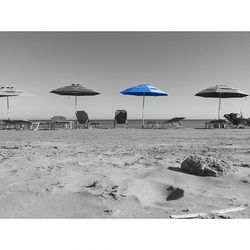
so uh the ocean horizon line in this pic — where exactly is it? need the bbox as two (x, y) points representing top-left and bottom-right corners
(5, 117), (212, 120)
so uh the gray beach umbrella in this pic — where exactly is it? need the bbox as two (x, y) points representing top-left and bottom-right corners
(50, 83), (100, 111)
(0, 85), (34, 119)
(195, 84), (249, 119)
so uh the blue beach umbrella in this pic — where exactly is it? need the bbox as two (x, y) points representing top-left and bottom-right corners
(120, 83), (168, 128)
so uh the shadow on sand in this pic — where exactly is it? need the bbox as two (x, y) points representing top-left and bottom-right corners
(168, 166), (184, 173)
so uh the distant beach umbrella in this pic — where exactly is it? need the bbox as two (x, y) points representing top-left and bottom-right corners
(0, 85), (34, 119)
(120, 83), (168, 128)
(50, 83), (100, 111)
(195, 85), (249, 119)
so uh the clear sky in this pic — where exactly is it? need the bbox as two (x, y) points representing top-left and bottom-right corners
(0, 32), (249, 120)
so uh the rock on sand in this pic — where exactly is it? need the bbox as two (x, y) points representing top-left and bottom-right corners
(181, 155), (234, 177)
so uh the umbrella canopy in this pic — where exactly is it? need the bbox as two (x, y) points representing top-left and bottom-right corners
(121, 83), (168, 128)
(0, 86), (34, 119)
(195, 85), (249, 119)
(50, 83), (100, 111)
(0, 91), (18, 97)
(195, 85), (248, 98)
(50, 83), (100, 96)
(121, 83), (167, 96)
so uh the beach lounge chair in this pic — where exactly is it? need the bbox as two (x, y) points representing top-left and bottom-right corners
(51, 116), (74, 130)
(1, 119), (33, 130)
(30, 121), (51, 131)
(0, 119), (51, 131)
(204, 119), (228, 129)
(224, 113), (250, 128)
(113, 110), (128, 128)
(75, 111), (99, 129)
(147, 117), (185, 129)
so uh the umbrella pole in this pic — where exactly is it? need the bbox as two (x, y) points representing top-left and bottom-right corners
(218, 94), (221, 119)
(75, 96), (77, 112)
(6, 96), (10, 120)
(142, 95), (145, 128)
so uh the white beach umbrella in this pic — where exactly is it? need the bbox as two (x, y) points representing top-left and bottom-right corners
(0, 85), (34, 119)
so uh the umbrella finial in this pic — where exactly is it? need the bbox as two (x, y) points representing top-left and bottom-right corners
(72, 83), (81, 87)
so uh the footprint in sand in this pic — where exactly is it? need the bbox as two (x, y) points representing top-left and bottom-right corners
(46, 182), (65, 193)
(85, 179), (126, 201)
(122, 179), (184, 207)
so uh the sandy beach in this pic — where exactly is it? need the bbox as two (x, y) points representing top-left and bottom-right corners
(0, 127), (249, 218)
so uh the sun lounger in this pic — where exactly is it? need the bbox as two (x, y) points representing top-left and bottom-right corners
(75, 111), (99, 129)
(113, 110), (128, 128)
(30, 121), (51, 131)
(51, 116), (74, 130)
(0, 119), (51, 131)
(1, 119), (33, 130)
(147, 117), (185, 129)
(224, 113), (250, 128)
(204, 119), (229, 129)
